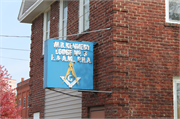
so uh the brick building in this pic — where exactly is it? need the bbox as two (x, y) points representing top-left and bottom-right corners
(17, 78), (30, 118)
(18, 0), (180, 118)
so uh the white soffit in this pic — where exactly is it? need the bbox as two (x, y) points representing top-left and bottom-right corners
(18, 0), (55, 23)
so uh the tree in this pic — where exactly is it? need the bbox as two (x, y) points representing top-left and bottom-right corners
(0, 65), (21, 119)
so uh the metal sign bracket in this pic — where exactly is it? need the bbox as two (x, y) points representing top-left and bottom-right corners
(78, 89), (112, 93)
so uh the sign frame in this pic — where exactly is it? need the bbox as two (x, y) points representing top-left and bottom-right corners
(44, 39), (94, 90)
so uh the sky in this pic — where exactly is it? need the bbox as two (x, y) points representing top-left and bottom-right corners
(0, 0), (31, 85)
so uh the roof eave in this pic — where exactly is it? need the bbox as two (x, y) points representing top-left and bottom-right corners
(18, 0), (55, 23)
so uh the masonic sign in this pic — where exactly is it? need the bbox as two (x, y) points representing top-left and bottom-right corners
(44, 39), (94, 90)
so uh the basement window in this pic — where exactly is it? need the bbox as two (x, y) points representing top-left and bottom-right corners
(33, 112), (40, 119)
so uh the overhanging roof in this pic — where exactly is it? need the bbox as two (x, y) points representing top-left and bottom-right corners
(18, 0), (55, 23)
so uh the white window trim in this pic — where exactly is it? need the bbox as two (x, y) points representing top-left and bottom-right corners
(59, 0), (63, 39)
(79, 0), (89, 33)
(59, 0), (68, 40)
(79, 0), (84, 33)
(43, 8), (51, 55)
(173, 76), (180, 119)
(166, 0), (180, 24)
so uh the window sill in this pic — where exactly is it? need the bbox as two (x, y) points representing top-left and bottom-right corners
(164, 22), (179, 27)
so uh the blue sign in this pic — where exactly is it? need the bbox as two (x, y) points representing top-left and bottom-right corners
(44, 39), (94, 90)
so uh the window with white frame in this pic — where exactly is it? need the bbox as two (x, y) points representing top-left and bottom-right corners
(23, 97), (26, 108)
(166, 0), (180, 24)
(173, 76), (180, 119)
(59, 0), (68, 40)
(79, 0), (89, 33)
(43, 9), (50, 54)
(18, 98), (21, 106)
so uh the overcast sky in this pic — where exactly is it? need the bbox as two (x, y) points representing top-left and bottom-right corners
(0, 0), (31, 85)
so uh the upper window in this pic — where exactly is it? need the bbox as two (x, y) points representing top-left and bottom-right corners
(23, 97), (26, 108)
(43, 9), (50, 54)
(166, 0), (180, 24)
(27, 96), (29, 108)
(79, 0), (89, 33)
(173, 76), (180, 119)
(59, 0), (68, 40)
(45, 10), (50, 40)
(18, 98), (21, 107)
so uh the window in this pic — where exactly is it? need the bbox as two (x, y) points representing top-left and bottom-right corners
(59, 0), (68, 40)
(79, 0), (89, 33)
(173, 76), (180, 119)
(33, 112), (40, 119)
(27, 96), (29, 108)
(23, 97), (26, 108)
(43, 9), (50, 54)
(166, 0), (180, 24)
(45, 10), (50, 40)
(18, 98), (21, 106)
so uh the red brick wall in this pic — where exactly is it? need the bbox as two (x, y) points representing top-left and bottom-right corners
(67, 1), (79, 37)
(29, 13), (45, 118)
(81, 1), (116, 118)
(29, 0), (180, 118)
(29, 1), (60, 118)
(50, 1), (59, 38)
(113, 0), (179, 118)
(82, 0), (180, 118)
